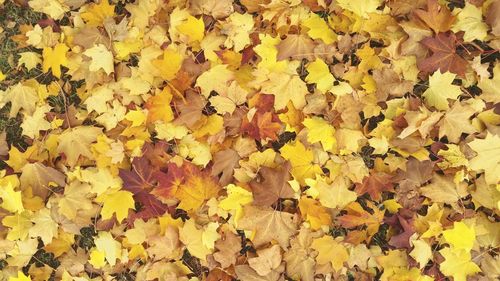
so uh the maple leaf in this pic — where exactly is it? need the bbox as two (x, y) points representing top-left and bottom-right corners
(249, 163), (294, 207)
(238, 205), (299, 248)
(241, 111), (282, 141)
(452, 3), (488, 42)
(311, 235), (349, 271)
(280, 141), (323, 184)
(301, 13), (336, 44)
(20, 163), (66, 199)
(442, 222), (476, 252)
(354, 172), (394, 201)
(305, 59), (334, 93)
(211, 149), (240, 186)
(276, 34), (315, 61)
(385, 209), (416, 249)
(414, 0), (456, 33)
(0, 182), (24, 213)
(145, 87), (174, 124)
(83, 44), (114, 75)
(468, 133), (500, 185)
(174, 163), (221, 212)
(119, 156), (169, 220)
(438, 102), (476, 142)
(152, 49), (183, 80)
(423, 71), (462, 110)
(248, 244), (282, 276)
(337, 201), (385, 240)
(80, 0), (115, 27)
(96, 189), (135, 223)
(439, 248), (481, 281)
(57, 126), (102, 167)
(2, 82), (38, 118)
(42, 43), (69, 78)
(150, 163), (183, 200)
(298, 197), (332, 230)
(417, 32), (468, 77)
(213, 230), (241, 268)
(119, 156), (156, 192)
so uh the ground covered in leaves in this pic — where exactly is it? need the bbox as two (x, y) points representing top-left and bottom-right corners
(0, 0), (499, 280)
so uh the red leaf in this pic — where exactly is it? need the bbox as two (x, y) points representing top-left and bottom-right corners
(417, 32), (468, 77)
(354, 172), (394, 201)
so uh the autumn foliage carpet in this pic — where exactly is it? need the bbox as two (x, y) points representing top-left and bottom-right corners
(0, 0), (499, 280)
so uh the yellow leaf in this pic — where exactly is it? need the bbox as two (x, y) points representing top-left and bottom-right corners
(298, 197), (331, 230)
(178, 135), (212, 167)
(356, 45), (383, 72)
(125, 109), (147, 127)
(3, 82), (39, 118)
(468, 133), (500, 185)
(306, 176), (357, 209)
(410, 239), (432, 269)
(254, 34), (287, 72)
(0, 182), (24, 213)
(443, 222), (476, 252)
(57, 126), (102, 167)
(18, 52), (41, 71)
(80, 0), (115, 26)
(8, 271), (31, 281)
(29, 208), (58, 245)
(42, 43), (69, 78)
(311, 235), (349, 271)
(45, 230), (74, 257)
(89, 249), (106, 268)
(192, 114), (224, 138)
(177, 15), (205, 43)
(2, 211), (32, 241)
(303, 117), (336, 151)
(423, 71), (462, 110)
(302, 13), (336, 44)
(336, 0), (383, 18)
(179, 220), (214, 261)
(218, 184), (253, 221)
(222, 12), (254, 52)
(152, 49), (183, 80)
(83, 44), (115, 75)
(439, 247), (481, 281)
(175, 172), (220, 211)
(305, 59), (334, 93)
(96, 189), (135, 223)
(280, 141), (322, 184)
(452, 3), (488, 42)
(145, 87), (174, 124)
(94, 231), (122, 266)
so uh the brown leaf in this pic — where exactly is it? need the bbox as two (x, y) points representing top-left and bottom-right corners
(277, 34), (316, 61)
(372, 68), (414, 101)
(207, 268), (234, 281)
(417, 32), (468, 77)
(354, 172), (394, 201)
(486, 0), (500, 36)
(238, 205), (299, 248)
(174, 91), (205, 128)
(395, 158), (434, 187)
(249, 162), (294, 206)
(414, 0), (455, 33)
(213, 230), (241, 268)
(211, 149), (240, 186)
(73, 27), (111, 50)
(20, 163), (66, 199)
